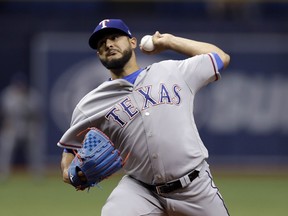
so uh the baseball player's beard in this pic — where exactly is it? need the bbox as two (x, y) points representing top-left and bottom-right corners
(100, 49), (132, 72)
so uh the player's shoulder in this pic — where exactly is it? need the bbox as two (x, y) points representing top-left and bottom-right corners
(149, 59), (180, 69)
(149, 56), (198, 70)
(153, 54), (206, 66)
(77, 79), (132, 102)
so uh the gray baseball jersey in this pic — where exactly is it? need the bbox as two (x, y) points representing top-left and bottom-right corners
(58, 53), (220, 185)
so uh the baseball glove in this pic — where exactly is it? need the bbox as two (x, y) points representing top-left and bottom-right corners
(68, 127), (123, 190)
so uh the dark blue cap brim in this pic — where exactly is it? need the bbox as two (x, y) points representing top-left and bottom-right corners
(89, 28), (132, 50)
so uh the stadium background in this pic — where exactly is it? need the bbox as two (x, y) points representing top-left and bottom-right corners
(0, 1), (287, 216)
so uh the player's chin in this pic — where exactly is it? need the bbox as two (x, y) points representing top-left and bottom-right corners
(101, 56), (119, 68)
(106, 54), (120, 61)
(102, 60), (122, 70)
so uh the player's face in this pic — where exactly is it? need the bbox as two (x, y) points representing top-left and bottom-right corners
(97, 33), (133, 70)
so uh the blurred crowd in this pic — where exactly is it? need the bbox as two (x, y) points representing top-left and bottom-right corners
(0, 73), (44, 182)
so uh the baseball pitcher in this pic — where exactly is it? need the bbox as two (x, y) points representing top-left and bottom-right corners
(58, 19), (231, 216)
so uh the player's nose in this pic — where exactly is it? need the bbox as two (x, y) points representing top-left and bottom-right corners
(105, 38), (115, 48)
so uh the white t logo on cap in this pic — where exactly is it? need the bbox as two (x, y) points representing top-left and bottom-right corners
(99, 19), (110, 29)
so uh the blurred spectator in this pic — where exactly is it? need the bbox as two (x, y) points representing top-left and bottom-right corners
(205, 0), (261, 21)
(0, 73), (44, 182)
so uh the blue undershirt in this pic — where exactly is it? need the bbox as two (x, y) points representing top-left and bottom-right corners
(212, 52), (224, 71)
(122, 68), (144, 84)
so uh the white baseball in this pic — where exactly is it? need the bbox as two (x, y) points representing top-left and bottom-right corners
(140, 35), (155, 52)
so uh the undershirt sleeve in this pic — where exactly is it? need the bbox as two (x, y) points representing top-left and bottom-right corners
(211, 52), (224, 71)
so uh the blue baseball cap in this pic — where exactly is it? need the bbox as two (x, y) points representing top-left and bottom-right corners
(89, 19), (132, 50)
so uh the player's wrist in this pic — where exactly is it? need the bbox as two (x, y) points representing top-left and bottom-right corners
(161, 34), (175, 50)
(62, 169), (70, 184)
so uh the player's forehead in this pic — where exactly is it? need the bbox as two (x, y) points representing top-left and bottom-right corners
(98, 29), (127, 41)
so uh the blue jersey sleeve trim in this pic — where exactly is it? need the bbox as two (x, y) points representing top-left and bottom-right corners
(212, 52), (224, 71)
(63, 148), (75, 154)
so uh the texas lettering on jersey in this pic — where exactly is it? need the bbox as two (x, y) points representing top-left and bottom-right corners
(105, 83), (182, 127)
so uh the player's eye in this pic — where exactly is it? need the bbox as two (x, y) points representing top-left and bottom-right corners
(109, 34), (119, 41)
(96, 34), (123, 50)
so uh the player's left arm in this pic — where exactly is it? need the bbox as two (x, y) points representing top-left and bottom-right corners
(150, 31), (230, 69)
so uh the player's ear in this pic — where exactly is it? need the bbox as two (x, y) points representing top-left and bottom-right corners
(130, 37), (137, 49)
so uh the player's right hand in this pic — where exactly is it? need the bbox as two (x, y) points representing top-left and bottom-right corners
(142, 31), (174, 55)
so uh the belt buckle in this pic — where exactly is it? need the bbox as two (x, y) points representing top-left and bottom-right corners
(155, 182), (171, 195)
(155, 185), (163, 195)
